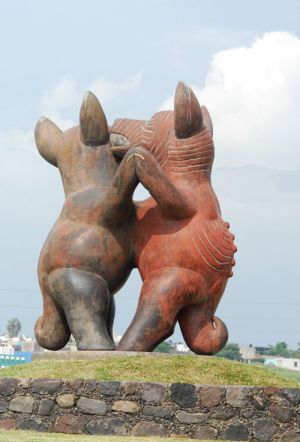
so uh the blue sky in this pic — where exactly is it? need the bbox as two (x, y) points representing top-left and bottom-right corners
(0, 0), (299, 348)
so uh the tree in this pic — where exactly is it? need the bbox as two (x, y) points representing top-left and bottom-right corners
(216, 343), (241, 361)
(262, 342), (300, 358)
(7, 318), (21, 338)
(274, 342), (289, 357)
(154, 341), (173, 353)
(265, 342), (289, 357)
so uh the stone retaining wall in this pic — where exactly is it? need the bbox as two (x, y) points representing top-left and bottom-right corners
(0, 378), (300, 441)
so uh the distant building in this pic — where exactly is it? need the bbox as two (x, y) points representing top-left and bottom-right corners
(0, 345), (14, 355)
(0, 334), (43, 354)
(0, 335), (9, 345)
(255, 346), (272, 354)
(0, 353), (31, 368)
(0, 335), (14, 355)
(0, 334), (33, 367)
(173, 342), (189, 353)
(239, 345), (256, 362)
(264, 357), (300, 372)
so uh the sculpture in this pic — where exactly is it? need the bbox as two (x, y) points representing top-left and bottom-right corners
(34, 82), (236, 354)
(34, 92), (139, 350)
(111, 82), (236, 354)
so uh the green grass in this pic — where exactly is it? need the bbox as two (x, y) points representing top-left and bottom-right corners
(264, 365), (300, 384)
(0, 431), (203, 442)
(0, 355), (299, 387)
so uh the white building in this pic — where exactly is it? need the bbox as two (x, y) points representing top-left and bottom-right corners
(0, 345), (14, 355)
(174, 343), (189, 352)
(239, 345), (256, 361)
(0, 335), (13, 355)
(277, 357), (300, 371)
(264, 357), (300, 372)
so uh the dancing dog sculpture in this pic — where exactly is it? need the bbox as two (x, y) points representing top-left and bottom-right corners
(111, 82), (237, 354)
(35, 82), (236, 354)
(35, 92), (141, 350)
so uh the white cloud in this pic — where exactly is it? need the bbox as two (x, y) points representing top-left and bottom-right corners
(89, 70), (143, 104)
(40, 71), (143, 130)
(40, 77), (78, 130)
(0, 128), (62, 212)
(160, 32), (300, 170)
(0, 128), (37, 199)
(41, 77), (78, 114)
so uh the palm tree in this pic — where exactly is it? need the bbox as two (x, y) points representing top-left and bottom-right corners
(7, 318), (21, 338)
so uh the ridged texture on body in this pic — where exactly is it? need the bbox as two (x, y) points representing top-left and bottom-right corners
(111, 112), (213, 176)
(191, 219), (236, 277)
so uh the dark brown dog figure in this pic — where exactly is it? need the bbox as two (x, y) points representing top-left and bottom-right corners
(35, 92), (139, 351)
(111, 82), (237, 354)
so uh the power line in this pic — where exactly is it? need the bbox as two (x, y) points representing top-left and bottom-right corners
(0, 289), (38, 293)
(225, 301), (300, 306)
(0, 308), (299, 322)
(1, 292), (300, 306)
(1, 289), (300, 307)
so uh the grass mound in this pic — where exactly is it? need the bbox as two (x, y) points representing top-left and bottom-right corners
(0, 355), (299, 387)
(0, 431), (198, 442)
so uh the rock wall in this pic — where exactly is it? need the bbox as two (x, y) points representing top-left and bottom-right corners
(0, 378), (299, 440)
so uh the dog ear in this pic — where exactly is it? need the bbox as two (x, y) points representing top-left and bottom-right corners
(201, 105), (213, 136)
(174, 81), (204, 139)
(80, 91), (109, 146)
(35, 117), (62, 167)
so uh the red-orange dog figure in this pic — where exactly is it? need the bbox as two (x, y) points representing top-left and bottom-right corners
(111, 82), (237, 354)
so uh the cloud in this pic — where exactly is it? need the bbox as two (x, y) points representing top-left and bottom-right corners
(89, 70), (143, 104)
(40, 77), (78, 130)
(160, 32), (300, 170)
(41, 77), (78, 115)
(40, 71), (143, 129)
(0, 128), (62, 223)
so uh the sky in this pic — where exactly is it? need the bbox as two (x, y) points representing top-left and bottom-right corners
(0, 0), (299, 349)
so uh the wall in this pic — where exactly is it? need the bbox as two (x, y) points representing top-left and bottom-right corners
(0, 346), (14, 355)
(277, 358), (300, 372)
(0, 378), (300, 441)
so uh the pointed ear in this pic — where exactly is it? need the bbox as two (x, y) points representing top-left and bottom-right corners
(201, 105), (213, 136)
(35, 117), (62, 167)
(174, 81), (204, 139)
(80, 91), (109, 146)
